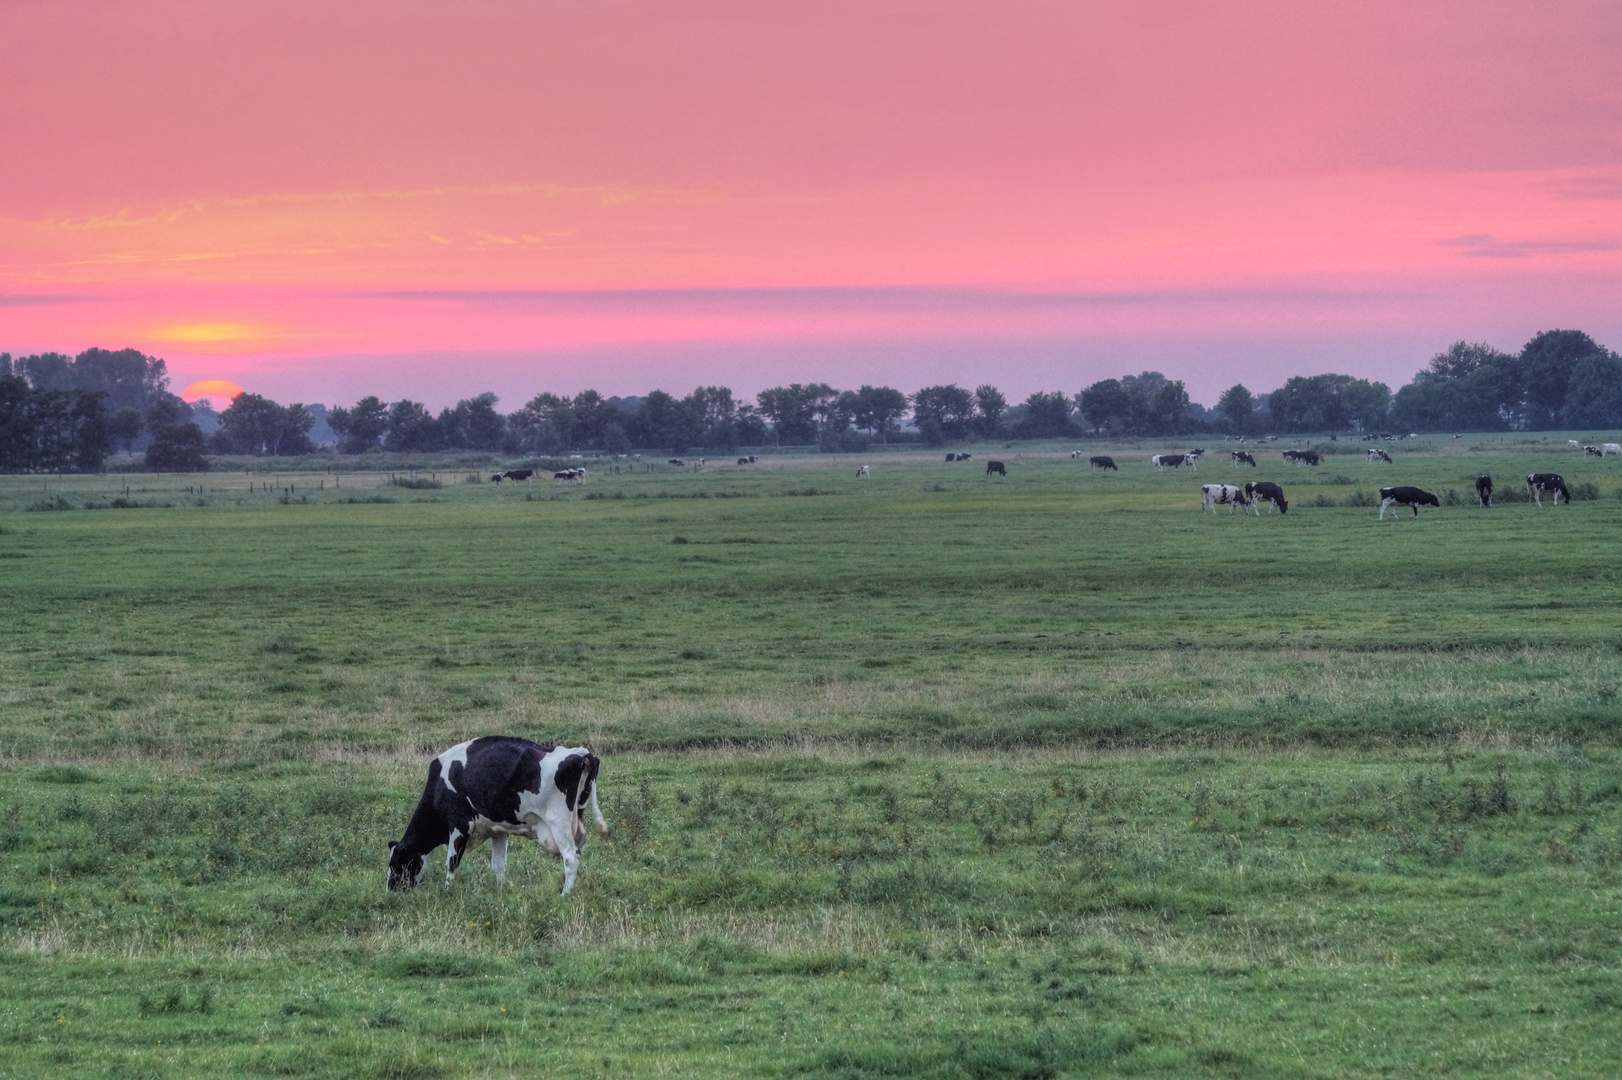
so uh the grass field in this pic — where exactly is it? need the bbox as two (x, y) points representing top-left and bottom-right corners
(2, 434), (1621, 1077)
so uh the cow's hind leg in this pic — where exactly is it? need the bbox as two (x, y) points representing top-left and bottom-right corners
(542, 807), (582, 895)
(490, 835), (509, 884)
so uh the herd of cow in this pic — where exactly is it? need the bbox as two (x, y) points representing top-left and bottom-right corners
(490, 468), (587, 484)
(1196, 472), (1579, 519)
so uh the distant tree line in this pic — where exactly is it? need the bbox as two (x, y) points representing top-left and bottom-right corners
(0, 349), (208, 472)
(3, 328), (1619, 469)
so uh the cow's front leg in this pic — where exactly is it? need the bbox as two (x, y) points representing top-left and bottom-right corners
(490, 835), (509, 884)
(445, 827), (468, 885)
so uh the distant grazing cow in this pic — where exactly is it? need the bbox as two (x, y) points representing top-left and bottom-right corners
(986, 460), (1007, 476)
(668, 458), (685, 466)
(1231, 451), (1256, 467)
(945, 453), (956, 462)
(1244, 481), (1288, 514)
(1070, 450), (1082, 459)
(1569, 440), (1582, 449)
(1201, 483), (1253, 515)
(1378, 486), (1440, 519)
(1476, 474), (1493, 507)
(957, 454), (972, 461)
(1283, 450), (1321, 466)
(1367, 448), (1392, 463)
(1584, 445), (1603, 457)
(1088, 455), (1117, 470)
(737, 457), (751, 466)
(503, 469), (534, 482)
(1151, 453), (1186, 471)
(1526, 473), (1571, 507)
(1605, 444), (1622, 456)
(490, 473), (503, 483)
(1186, 448), (1206, 462)
(855, 465), (870, 478)
(387, 737), (607, 896)
(553, 469), (585, 484)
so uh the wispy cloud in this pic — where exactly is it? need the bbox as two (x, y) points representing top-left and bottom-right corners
(1439, 233), (1618, 258)
(345, 284), (1410, 313)
(6, 182), (726, 232)
(0, 293), (105, 307)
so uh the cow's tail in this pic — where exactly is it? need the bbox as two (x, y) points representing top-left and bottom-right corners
(589, 779), (609, 837)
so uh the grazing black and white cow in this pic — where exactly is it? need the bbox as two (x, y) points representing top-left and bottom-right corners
(957, 454), (972, 461)
(855, 465), (870, 478)
(1367, 448), (1392, 463)
(553, 468), (586, 484)
(1526, 473), (1571, 507)
(1283, 449), (1321, 466)
(503, 469), (535, 483)
(1476, 474), (1493, 507)
(1088, 455), (1118, 470)
(1151, 453), (1186, 471)
(1201, 483), (1253, 515)
(1186, 448), (1206, 462)
(388, 737), (607, 896)
(668, 458), (685, 466)
(1244, 481), (1288, 514)
(985, 460), (1006, 476)
(737, 457), (751, 466)
(1378, 486), (1440, 519)
(1584, 445), (1603, 457)
(490, 473), (504, 483)
(1231, 451), (1256, 467)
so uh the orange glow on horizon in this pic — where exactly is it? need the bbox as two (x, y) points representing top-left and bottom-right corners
(180, 379), (245, 403)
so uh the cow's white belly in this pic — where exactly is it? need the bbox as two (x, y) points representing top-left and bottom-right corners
(468, 814), (539, 844)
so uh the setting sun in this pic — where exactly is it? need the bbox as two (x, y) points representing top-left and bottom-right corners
(179, 378), (245, 403)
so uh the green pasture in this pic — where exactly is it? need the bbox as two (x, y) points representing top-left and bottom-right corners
(2, 433), (1621, 1077)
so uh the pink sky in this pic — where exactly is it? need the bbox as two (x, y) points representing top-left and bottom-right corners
(4, 0), (1621, 409)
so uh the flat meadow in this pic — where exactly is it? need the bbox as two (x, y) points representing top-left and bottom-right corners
(2, 434), (1621, 1077)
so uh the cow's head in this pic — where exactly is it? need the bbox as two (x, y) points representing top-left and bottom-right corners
(387, 840), (427, 891)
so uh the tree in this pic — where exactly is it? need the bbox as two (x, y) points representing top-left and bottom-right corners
(437, 393), (505, 451)
(683, 386), (741, 449)
(1339, 379), (1392, 432)
(327, 395), (390, 454)
(1520, 329), (1603, 429)
(109, 407), (144, 453)
(910, 384), (975, 442)
(1426, 340), (1512, 382)
(211, 393), (314, 455)
(852, 386), (908, 445)
(1560, 351), (1622, 428)
(635, 390), (698, 452)
(569, 390), (616, 450)
(1016, 391), (1074, 438)
(1147, 379), (1191, 435)
(1215, 384), (1256, 434)
(1078, 379), (1132, 434)
(511, 393), (574, 454)
(756, 384), (835, 445)
(973, 385), (1007, 438)
(145, 423), (208, 471)
(385, 399), (438, 452)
